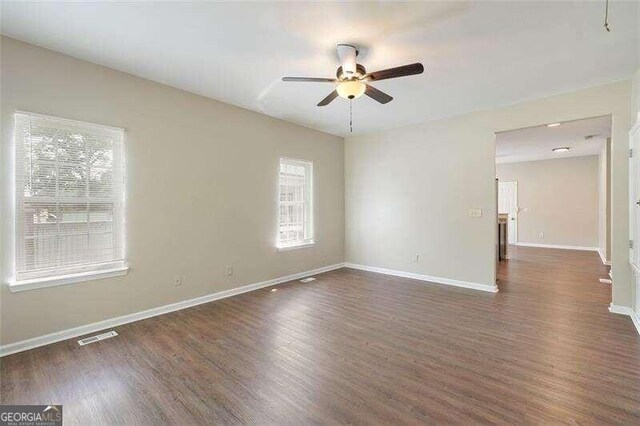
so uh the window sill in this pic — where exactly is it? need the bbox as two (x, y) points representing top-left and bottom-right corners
(8, 266), (129, 293)
(277, 241), (315, 252)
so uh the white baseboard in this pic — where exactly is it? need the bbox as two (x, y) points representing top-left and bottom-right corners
(598, 249), (611, 266)
(609, 304), (633, 315)
(631, 312), (640, 334)
(0, 263), (345, 357)
(345, 263), (498, 293)
(515, 242), (599, 251)
(633, 312), (640, 336)
(609, 304), (640, 336)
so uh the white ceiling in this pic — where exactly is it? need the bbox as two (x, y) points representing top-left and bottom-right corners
(1, 1), (638, 137)
(495, 115), (611, 164)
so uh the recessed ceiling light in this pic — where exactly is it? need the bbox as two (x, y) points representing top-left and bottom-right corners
(547, 122), (561, 127)
(552, 147), (571, 152)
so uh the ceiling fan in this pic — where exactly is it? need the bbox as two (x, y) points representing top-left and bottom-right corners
(282, 44), (424, 106)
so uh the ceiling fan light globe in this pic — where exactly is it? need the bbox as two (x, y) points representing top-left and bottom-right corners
(337, 81), (366, 100)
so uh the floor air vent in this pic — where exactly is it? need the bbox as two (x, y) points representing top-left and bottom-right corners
(78, 330), (118, 346)
(300, 277), (316, 283)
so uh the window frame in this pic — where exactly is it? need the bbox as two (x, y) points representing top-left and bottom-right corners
(276, 157), (315, 251)
(9, 111), (128, 292)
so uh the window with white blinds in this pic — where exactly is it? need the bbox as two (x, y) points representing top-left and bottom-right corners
(277, 158), (314, 249)
(13, 112), (126, 284)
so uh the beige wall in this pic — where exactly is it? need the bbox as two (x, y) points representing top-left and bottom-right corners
(346, 80), (632, 305)
(345, 113), (497, 287)
(497, 156), (599, 248)
(0, 38), (344, 345)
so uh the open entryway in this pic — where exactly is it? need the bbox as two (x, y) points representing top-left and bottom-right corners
(495, 115), (612, 287)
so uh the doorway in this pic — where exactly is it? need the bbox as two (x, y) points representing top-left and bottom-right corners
(494, 115), (612, 291)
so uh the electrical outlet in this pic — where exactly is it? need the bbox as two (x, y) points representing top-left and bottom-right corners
(174, 276), (183, 287)
(539, 232), (544, 239)
(469, 208), (483, 218)
(226, 266), (233, 277)
(413, 254), (419, 262)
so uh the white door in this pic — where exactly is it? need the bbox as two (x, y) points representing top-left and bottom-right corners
(632, 125), (640, 267)
(630, 120), (640, 313)
(498, 181), (518, 244)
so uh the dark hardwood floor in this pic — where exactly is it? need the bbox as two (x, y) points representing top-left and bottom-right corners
(2, 246), (640, 424)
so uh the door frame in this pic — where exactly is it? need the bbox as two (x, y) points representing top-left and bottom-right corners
(498, 181), (518, 244)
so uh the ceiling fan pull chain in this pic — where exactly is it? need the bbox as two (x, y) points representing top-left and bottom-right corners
(349, 99), (353, 133)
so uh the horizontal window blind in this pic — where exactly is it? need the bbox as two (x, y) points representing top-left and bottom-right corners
(14, 112), (126, 282)
(278, 158), (313, 248)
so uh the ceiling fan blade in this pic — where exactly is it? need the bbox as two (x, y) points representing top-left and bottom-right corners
(336, 44), (357, 77)
(317, 90), (339, 106)
(364, 63), (424, 82)
(282, 77), (336, 82)
(365, 85), (393, 104)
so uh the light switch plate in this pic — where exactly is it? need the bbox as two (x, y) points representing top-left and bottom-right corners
(469, 208), (483, 218)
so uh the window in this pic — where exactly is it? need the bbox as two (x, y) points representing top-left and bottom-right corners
(277, 158), (313, 249)
(12, 112), (126, 289)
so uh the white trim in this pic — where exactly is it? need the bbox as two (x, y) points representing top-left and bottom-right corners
(0, 263), (344, 357)
(345, 263), (498, 293)
(608, 304), (640, 336)
(15, 110), (125, 132)
(598, 249), (611, 266)
(630, 260), (640, 275)
(609, 304), (633, 315)
(514, 242), (599, 251)
(8, 265), (129, 293)
(498, 181), (518, 243)
(631, 117), (640, 135)
(633, 312), (640, 337)
(277, 241), (315, 251)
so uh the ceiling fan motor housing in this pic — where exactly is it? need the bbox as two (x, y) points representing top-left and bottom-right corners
(337, 64), (367, 81)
